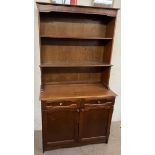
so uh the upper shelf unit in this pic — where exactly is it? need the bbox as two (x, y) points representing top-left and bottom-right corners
(37, 3), (119, 86)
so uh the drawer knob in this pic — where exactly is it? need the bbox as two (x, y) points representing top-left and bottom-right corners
(77, 109), (80, 112)
(59, 103), (63, 106)
(81, 109), (85, 112)
(97, 101), (101, 104)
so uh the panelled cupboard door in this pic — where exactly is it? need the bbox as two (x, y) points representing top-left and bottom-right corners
(42, 103), (79, 149)
(79, 102), (113, 143)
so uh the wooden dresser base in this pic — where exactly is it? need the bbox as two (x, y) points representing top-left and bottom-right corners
(41, 93), (115, 152)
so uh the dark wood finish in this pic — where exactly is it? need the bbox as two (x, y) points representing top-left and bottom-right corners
(40, 12), (115, 38)
(41, 39), (105, 64)
(41, 97), (115, 151)
(42, 101), (79, 151)
(79, 98), (115, 143)
(37, 2), (118, 152)
(41, 67), (103, 84)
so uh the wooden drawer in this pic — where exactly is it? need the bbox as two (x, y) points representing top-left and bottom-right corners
(82, 97), (115, 110)
(42, 100), (78, 110)
(84, 97), (115, 105)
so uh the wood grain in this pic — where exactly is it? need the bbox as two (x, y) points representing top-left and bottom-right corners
(41, 83), (116, 101)
(37, 3), (119, 152)
(40, 11), (115, 38)
(41, 44), (105, 63)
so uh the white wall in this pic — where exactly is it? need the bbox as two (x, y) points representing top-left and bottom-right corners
(110, 0), (121, 122)
(34, 0), (121, 130)
(34, 1), (42, 130)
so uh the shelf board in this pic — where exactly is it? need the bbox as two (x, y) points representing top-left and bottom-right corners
(40, 61), (112, 68)
(41, 83), (117, 101)
(44, 80), (101, 85)
(40, 36), (113, 40)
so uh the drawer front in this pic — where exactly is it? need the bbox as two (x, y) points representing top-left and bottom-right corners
(83, 97), (115, 110)
(42, 100), (78, 110)
(84, 97), (115, 105)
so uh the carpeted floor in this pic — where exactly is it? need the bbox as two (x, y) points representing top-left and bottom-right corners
(34, 121), (121, 155)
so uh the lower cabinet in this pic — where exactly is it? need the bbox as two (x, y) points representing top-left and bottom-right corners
(42, 97), (115, 152)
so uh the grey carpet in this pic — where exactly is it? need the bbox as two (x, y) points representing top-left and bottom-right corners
(34, 121), (121, 155)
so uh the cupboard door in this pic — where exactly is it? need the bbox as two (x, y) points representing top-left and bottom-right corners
(42, 102), (79, 150)
(79, 101), (113, 143)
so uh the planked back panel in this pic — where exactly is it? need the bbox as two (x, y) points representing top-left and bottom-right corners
(40, 12), (115, 38)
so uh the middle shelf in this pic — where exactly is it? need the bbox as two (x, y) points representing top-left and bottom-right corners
(40, 61), (112, 68)
(40, 36), (113, 40)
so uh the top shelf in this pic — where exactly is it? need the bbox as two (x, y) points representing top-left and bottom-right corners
(37, 2), (119, 10)
(37, 2), (119, 17)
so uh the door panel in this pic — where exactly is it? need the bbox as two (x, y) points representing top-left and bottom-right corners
(42, 103), (79, 148)
(79, 101), (113, 142)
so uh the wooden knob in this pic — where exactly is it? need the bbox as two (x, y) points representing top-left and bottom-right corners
(59, 103), (63, 106)
(81, 109), (85, 112)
